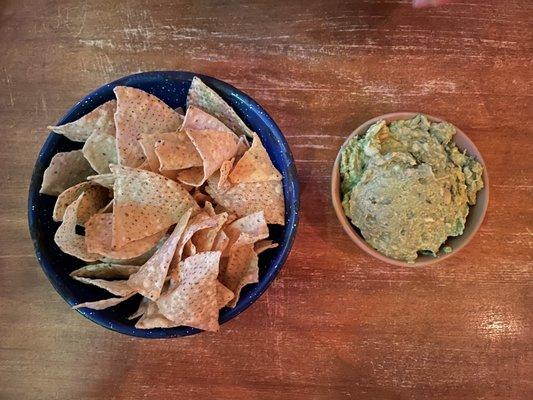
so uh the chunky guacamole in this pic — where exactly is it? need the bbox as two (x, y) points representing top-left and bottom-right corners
(340, 115), (483, 262)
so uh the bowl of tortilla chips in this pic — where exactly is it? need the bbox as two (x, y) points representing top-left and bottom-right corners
(28, 71), (299, 337)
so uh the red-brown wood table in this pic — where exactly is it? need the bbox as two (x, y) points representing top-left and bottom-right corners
(0, 1), (531, 399)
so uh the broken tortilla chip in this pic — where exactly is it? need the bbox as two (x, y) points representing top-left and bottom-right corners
(87, 173), (115, 189)
(157, 251), (221, 332)
(187, 77), (252, 138)
(54, 193), (99, 262)
(48, 100), (116, 142)
(219, 244), (258, 308)
(53, 182), (109, 224)
(114, 86), (182, 167)
(40, 150), (95, 196)
(206, 180), (285, 225)
(70, 263), (140, 279)
(229, 133), (282, 184)
(177, 129), (238, 186)
(85, 213), (166, 260)
(254, 240), (278, 255)
(73, 293), (135, 310)
(216, 281), (234, 309)
(111, 165), (198, 248)
(126, 209), (192, 300)
(154, 131), (203, 171)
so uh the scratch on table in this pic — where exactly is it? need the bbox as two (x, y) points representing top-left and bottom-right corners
(74, 0), (88, 38)
(78, 39), (116, 50)
(3, 67), (14, 107)
(40, 94), (49, 119)
(293, 144), (337, 150)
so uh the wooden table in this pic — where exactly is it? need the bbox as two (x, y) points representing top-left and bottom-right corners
(1, 1), (531, 399)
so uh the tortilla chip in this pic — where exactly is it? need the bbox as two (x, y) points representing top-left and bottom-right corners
(54, 193), (99, 262)
(154, 131), (203, 171)
(229, 133), (282, 184)
(85, 213), (166, 260)
(174, 107), (185, 116)
(191, 188), (212, 206)
(203, 201), (216, 217)
(53, 182), (109, 224)
(111, 165), (198, 248)
(114, 86), (182, 167)
(40, 150), (95, 196)
(216, 281), (234, 309)
(70, 263), (140, 279)
(73, 293), (135, 310)
(139, 132), (165, 172)
(187, 77), (252, 138)
(225, 211), (269, 248)
(134, 300), (178, 329)
(219, 244), (258, 308)
(127, 209), (192, 300)
(182, 106), (233, 133)
(172, 212), (220, 264)
(206, 180), (285, 225)
(254, 240), (278, 255)
(212, 230), (229, 253)
(72, 276), (134, 297)
(128, 297), (150, 320)
(157, 251), (221, 332)
(82, 130), (117, 174)
(87, 173), (115, 189)
(218, 158), (234, 191)
(192, 212), (228, 252)
(48, 100), (116, 142)
(177, 129), (238, 186)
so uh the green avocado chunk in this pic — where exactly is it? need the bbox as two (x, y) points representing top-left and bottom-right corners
(339, 115), (484, 262)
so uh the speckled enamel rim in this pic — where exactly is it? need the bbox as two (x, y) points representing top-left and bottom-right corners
(28, 71), (299, 338)
(331, 112), (489, 267)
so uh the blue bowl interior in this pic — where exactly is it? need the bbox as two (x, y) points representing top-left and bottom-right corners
(28, 71), (299, 338)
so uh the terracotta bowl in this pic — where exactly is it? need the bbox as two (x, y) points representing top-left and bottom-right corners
(331, 112), (489, 267)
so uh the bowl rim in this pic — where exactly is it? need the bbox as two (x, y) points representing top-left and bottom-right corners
(331, 112), (489, 267)
(28, 70), (300, 338)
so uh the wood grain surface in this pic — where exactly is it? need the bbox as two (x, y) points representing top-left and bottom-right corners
(1, 0), (531, 399)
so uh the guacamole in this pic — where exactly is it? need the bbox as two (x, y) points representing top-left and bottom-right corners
(340, 115), (484, 262)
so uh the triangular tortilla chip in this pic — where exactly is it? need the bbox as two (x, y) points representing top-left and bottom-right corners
(126, 209), (192, 300)
(82, 130), (117, 174)
(187, 77), (252, 138)
(85, 213), (166, 259)
(176, 129), (238, 186)
(206, 180), (285, 225)
(114, 86), (182, 167)
(40, 150), (95, 196)
(73, 293), (135, 310)
(72, 276), (135, 297)
(216, 281), (234, 309)
(111, 165), (198, 248)
(54, 193), (99, 262)
(182, 106), (233, 133)
(154, 131), (203, 171)
(157, 251), (221, 332)
(70, 263), (140, 279)
(171, 212), (220, 265)
(229, 133), (282, 184)
(254, 240), (278, 255)
(48, 100), (116, 142)
(219, 244), (258, 308)
(53, 182), (109, 224)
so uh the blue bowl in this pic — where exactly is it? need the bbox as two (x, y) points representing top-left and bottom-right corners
(28, 71), (299, 338)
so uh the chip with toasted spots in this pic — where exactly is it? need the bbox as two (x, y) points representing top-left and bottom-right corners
(219, 244), (258, 308)
(40, 150), (95, 196)
(70, 263), (140, 279)
(73, 293), (135, 310)
(53, 182), (109, 224)
(48, 100), (116, 142)
(114, 86), (182, 167)
(154, 130), (203, 171)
